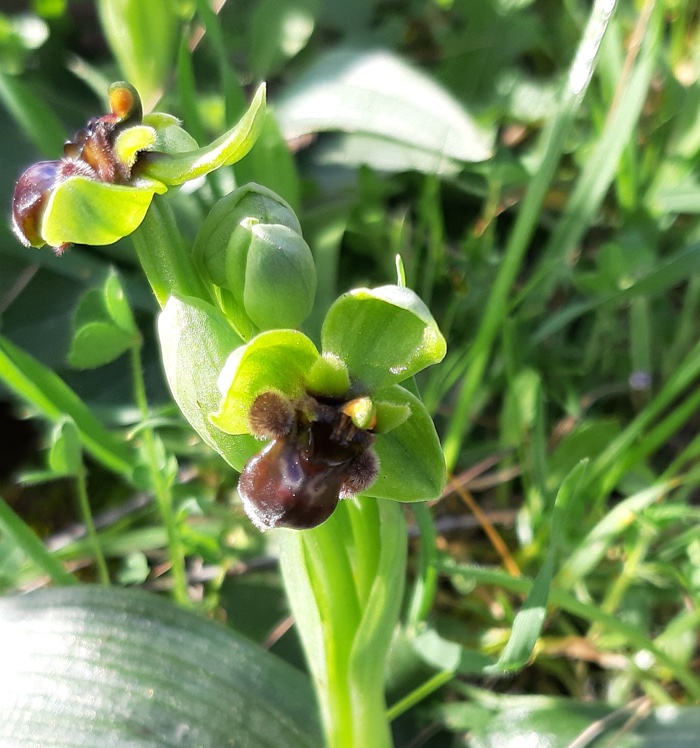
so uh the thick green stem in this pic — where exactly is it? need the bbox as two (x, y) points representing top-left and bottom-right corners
(131, 196), (211, 308)
(280, 499), (406, 748)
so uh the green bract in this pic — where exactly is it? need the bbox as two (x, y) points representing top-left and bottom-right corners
(210, 285), (447, 503)
(158, 295), (259, 472)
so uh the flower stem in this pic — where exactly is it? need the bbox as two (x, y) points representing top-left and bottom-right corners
(131, 196), (211, 308)
(130, 343), (189, 604)
(74, 466), (110, 584)
(280, 498), (406, 748)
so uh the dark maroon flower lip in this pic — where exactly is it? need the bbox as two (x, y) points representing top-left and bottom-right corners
(239, 391), (379, 531)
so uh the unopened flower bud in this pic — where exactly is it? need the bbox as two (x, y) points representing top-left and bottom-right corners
(194, 183), (315, 331)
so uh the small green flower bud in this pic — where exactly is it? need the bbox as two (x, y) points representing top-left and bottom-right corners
(194, 183), (302, 289)
(194, 183), (316, 331)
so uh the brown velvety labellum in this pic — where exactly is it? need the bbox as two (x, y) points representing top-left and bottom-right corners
(238, 416), (376, 531)
(11, 161), (61, 247)
(238, 437), (344, 530)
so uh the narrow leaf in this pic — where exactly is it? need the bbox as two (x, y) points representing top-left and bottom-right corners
(0, 334), (136, 478)
(0, 495), (76, 586)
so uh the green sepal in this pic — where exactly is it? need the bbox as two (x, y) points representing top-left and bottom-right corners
(211, 329), (319, 436)
(158, 295), (259, 472)
(141, 83), (266, 186)
(68, 269), (140, 368)
(243, 222), (316, 330)
(364, 384), (446, 502)
(305, 354), (350, 397)
(321, 285), (447, 391)
(41, 176), (165, 248)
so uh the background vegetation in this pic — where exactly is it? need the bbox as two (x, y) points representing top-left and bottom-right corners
(1, 0), (700, 745)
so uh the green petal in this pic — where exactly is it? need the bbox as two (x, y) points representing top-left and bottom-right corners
(321, 285), (446, 390)
(41, 176), (165, 248)
(158, 295), (258, 472)
(141, 84), (266, 186)
(142, 112), (199, 154)
(364, 384), (446, 502)
(113, 124), (157, 169)
(305, 353), (350, 397)
(211, 329), (319, 435)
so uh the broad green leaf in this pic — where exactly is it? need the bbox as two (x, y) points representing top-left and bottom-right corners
(311, 131), (468, 175)
(68, 321), (135, 368)
(212, 329), (320, 436)
(322, 285), (446, 391)
(0, 334), (136, 478)
(103, 268), (138, 334)
(0, 586), (321, 747)
(41, 176), (163, 248)
(142, 84), (266, 185)
(366, 384), (446, 502)
(68, 270), (139, 368)
(467, 695), (700, 748)
(48, 418), (82, 476)
(158, 294), (258, 472)
(97, 0), (179, 108)
(275, 49), (494, 169)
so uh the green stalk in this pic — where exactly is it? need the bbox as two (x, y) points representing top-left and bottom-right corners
(130, 344), (189, 605)
(74, 467), (110, 584)
(442, 0), (618, 471)
(131, 196), (212, 309)
(281, 498), (406, 748)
